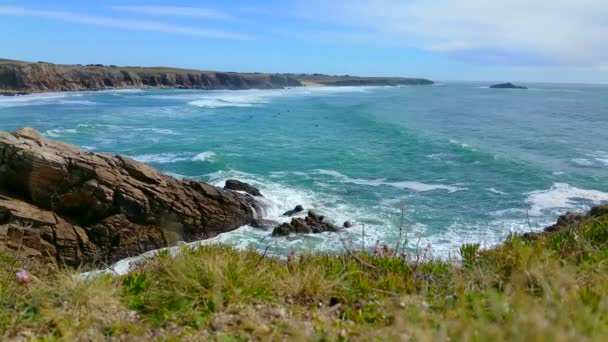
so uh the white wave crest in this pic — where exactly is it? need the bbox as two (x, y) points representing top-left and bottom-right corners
(486, 188), (507, 195)
(525, 183), (608, 216)
(0, 93), (67, 108)
(130, 153), (191, 164)
(571, 158), (595, 167)
(130, 151), (217, 164)
(192, 151), (216, 162)
(44, 128), (78, 138)
(313, 169), (466, 193)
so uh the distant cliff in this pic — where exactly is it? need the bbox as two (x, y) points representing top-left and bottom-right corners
(0, 59), (433, 94)
(0, 60), (301, 94)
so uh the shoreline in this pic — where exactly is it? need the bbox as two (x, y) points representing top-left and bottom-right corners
(0, 59), (434, 96)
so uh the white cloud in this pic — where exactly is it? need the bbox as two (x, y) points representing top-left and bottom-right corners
(107, 5), (233, 20)
(290, 0), (608, 67)
(0, 5), (250, 40)
(427, 41), (475, 53)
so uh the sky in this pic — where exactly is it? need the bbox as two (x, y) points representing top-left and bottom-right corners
(0, 0), (607, 83)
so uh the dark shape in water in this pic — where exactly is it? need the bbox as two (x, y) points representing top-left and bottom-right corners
(282, 205), (304, 217)
(273, 211), (339, 236)
(490, 82), (528, 89)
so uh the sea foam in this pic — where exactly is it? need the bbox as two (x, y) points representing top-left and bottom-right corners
(313, 169), (466, 193)
(44, 128), (78, 138)
(192, 151), (216, 162)
(525, 183), (608, 216)
(131, 151), (217, 164)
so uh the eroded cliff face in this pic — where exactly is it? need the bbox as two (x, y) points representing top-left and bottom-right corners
(0, 62), (302, 93)
(0, 128), (259, 266)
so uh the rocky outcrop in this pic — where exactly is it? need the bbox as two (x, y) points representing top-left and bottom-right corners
(0, 128), (258, 266)
(224, 180), (262, 197)
(524, 204), (608, 240)
(489, 82), (527, 89)
(0, 61), (302, 94)
(272, 211), (340, 236)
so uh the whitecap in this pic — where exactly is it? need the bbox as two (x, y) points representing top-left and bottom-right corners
(44, 128), (78, 138)
(142, 86), (387, 108)
(134, 128), (178, 135)
(130, 153), (191, 164)
(571, 158), (595, 167)
(0, 92), (67, 108)
(449, 139), (475, 150)
(385, 181), (465, 193)
(525, 183), (608, 216)
(57, 100), (98, 105)
(426, 153), (448, 160)
(192, 151), (216, 162)
(486, 187), (507, 195)
(312, 169), (466, 193)
(584, 151), (608, 167)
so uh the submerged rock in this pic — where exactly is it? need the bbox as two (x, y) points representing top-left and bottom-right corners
(0, 127), (257, 266)
(282, 205), (304, 217)
(224, 179), (263, 197)
(251, 219), (280, 230)
(489, 82), (527, 89)
(272, 211), (339, 236)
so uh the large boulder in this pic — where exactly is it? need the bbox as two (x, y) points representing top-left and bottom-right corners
(224, 179), (263, 197)
(0, 128), (258, 265)
(272, 211), (340, 236)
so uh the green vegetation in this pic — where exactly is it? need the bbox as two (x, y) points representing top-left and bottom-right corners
(1, 211), (608, 341)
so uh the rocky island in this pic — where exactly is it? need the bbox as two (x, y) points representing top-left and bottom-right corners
(0, 59), (434, 95)
(489, 82), (528, 89)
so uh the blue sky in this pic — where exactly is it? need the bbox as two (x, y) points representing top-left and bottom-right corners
(1, 0), (607, 83)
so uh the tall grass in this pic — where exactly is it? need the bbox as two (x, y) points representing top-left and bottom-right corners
(1, 211), (607, 340)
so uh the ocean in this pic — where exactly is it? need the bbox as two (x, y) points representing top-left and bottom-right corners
(2, 82), (608, 258)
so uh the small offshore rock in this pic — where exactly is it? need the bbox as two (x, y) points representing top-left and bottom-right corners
(251, 219), (280, 230)
(282, 205), (304, 217)
(343, 221), (353, 228)
(489, 82), (527, 89)
(224, 179), (263, 197)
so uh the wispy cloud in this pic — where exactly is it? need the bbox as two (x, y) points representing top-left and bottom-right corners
(107, 5), (234, 20)
(0, 5), (250, 40)
(280, 0), (608, 68)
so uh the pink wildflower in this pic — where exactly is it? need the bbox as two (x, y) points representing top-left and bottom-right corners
(16, 270), (30, 288)
(421, 242), (432, 262)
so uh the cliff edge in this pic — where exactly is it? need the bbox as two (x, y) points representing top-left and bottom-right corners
(0, 59), (433, 94)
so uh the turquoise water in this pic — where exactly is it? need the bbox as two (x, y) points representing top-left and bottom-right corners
(2, 83), (608, 256)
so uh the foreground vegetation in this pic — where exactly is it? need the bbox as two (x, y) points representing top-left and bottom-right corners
(1, 211), (608, 341)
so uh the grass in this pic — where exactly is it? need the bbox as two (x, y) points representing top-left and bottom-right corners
(1, 211), (608, 341)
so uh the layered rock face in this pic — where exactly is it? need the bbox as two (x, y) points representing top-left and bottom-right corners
(0, 62), (302, 94)
(0, 128), (257, 266)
